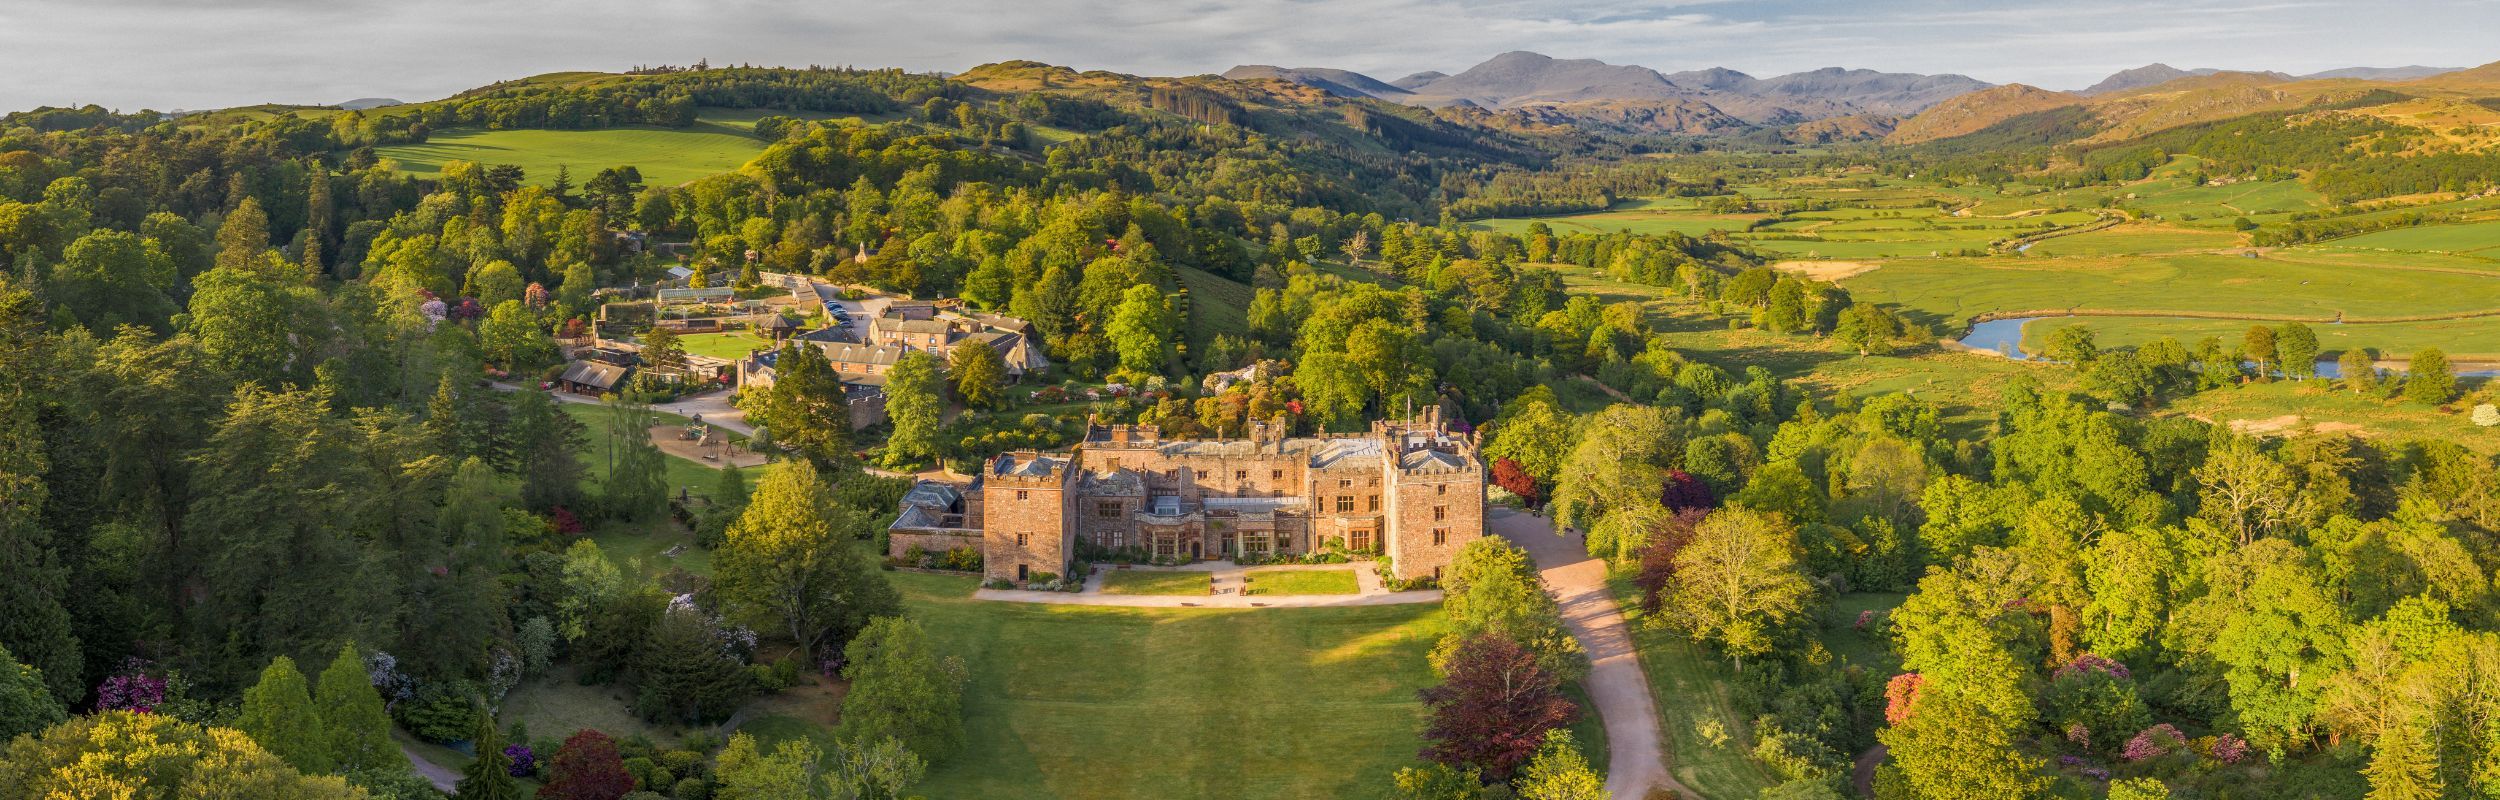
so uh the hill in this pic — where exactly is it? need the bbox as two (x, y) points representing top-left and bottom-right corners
(334, 97), (403, 110)
(1352, 51), (1992, 130)
(1886, 84), (2082, 144)
(2302, 65), (2462, 81)
(1220, 65), (1410, 99)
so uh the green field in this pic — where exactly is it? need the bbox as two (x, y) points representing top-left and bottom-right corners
(890, 571), (1447, 799)
(676, 330), (776, 361)
(1840, 253), (2500, 326)
(559, 401), (771, 494)
(2018, 315), (2500, 360)
(2021, 223), (2243, 257)
(2159, 379), (2498, 453)
(2318, 218), (2500, 255)
(1242, 568), (1361, 595)
(1099, 569), (1213, 596)
(373, 108), (845, 187)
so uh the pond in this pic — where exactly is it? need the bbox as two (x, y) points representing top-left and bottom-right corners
(1956, 316), (2500, 377)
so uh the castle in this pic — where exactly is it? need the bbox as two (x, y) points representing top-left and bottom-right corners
(887, 411), (1487, 583)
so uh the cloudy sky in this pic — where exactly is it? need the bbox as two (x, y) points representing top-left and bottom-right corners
(4, 0), (2495, 113)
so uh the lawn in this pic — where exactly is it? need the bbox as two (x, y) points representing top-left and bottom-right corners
(1098, 569), (1213, 596)
(1242, 568), (1360, 595)
(676, 330), (775, 361)
(2319, 218), (2500, 255)
(886, 571), (1448, 799)
(375, 109), (781, 187)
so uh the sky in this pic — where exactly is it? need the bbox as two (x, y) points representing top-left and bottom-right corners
(5, 0), (2498, 113)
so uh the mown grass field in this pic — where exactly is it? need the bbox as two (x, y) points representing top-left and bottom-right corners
(1099, 569), (1213, 596)
(1243, 568), (1361, 595)
(888, 571), (1449, 800)
(675, 330), (775, 361)
(559, 401), (771, 493)
(374, 108), (860, 187)
(2018, 315), (2500, 360)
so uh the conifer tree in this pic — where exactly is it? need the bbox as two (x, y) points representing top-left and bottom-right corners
(455, 718), (524, 800)
(237, 655), (335, 774)
(215, 196), (274, 275)
(2363, 722), (2441, 800)
(315, 643), (396, 772)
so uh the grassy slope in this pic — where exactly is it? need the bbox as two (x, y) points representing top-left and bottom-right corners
(371, 108), (870, 188)
(889, 571), (1447, 800)
(1607, 574), (1781, 799)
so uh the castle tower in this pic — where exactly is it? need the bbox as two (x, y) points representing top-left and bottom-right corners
(1380, 412), (1485, 582)
(982, 450), (1079, 583)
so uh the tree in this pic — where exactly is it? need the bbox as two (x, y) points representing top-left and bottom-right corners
(480, 300), (552, 370)
(1106, 283), (1177, 375)
(1436, 537), (1585, 682)
(2402, 348), (2455, 406)
(2341, 349), (2380, 393)
(0, 644), (65, 740)
(1389, 763), (1485, 800)
(717, 459), (900, 658)
(1665, 507), (1812, 669)
(216, 196), (276, 275)
(2195, 437), (2314, 545)
(1515, 730), (1603, 800)
(2243, 324), (2279, 376)
(509, 389), (589, 511)
(743, 342), (854, 470)
(2276, 322), (2319, 379)
(236, 655), (336, 774)
(316, 643), (397, 772)
(950, 338), (1007, 411)
(2107, 778), (2170, 800)
(52, 228), (177, 332)
(1480, 386), (1576, 484)
(457, 718), (525, 800)
(599, 401), (668, 520)
(882, 350), (945, 467)
(640, 326), (685, 378)
(836, 616), (968, 764)
(0, 711), (363, 799)
(1418, 634), (1579, 781)
(538, 729), (635, 800)
(2363, 721), (2442, 800)
(712, 732), (823, 799)
(2045, 324), (2098, 366)
(635, 601), (754, 724)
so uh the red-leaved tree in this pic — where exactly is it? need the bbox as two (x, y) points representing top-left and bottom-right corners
(1660, 469), (1715, 511)
(1633, 507), (1708, 613)
(1418, 634), (1580, 780)
(1490, 457), (1541, 504)
(537, 729), (633, 800)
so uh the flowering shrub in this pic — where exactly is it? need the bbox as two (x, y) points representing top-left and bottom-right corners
(2054, 653), (2133, 681)
(505, 744), (536, 777)
(2204, 733), (2251, 765)
(549, 505), (586, 535)
(95, 659), (166, 713)
(1884, 673), (1925, 725)
(1854, 610), (1878, 631)
(2122, 724), (2187, 762)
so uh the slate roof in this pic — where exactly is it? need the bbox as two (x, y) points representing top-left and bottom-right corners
(558, 360), (629, 390)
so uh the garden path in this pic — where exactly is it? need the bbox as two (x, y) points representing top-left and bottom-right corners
(1491, 507), (1688, 800)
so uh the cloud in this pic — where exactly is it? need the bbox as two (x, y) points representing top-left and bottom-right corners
(2, 0), (2494, 112)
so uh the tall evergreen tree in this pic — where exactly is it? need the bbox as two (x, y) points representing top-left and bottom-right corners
(716, 459), (899, 658)
(600, 401), (668, 521)
(881, 350), (945, 467)
(741, 342), (852, 471)
(236, 655), (335, 774)
(315, 643), (396, 772)
(455, 717), (524, 800)
(949, 339), (1007, 410)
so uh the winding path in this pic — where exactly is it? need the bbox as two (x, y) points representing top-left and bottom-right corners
(1491, 507), (1689, 800)
(401, 743), (459, 792)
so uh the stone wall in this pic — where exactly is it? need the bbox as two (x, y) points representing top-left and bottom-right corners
(889, 528), (981, 560)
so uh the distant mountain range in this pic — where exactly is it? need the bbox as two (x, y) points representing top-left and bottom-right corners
(1224, 51), (1991, 135)
(1221, 52), (2476, 139)
(2080, 63), (2462, 95)
(335, 97), (404, 110)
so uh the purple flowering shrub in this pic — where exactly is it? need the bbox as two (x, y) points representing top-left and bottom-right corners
(95, 659), (166, 713)
(505, 743), (536, 777)
(2123, 724), (2187, 762)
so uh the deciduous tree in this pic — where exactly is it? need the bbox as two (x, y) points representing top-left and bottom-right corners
(1418, 634), (1579, 781)
(835, 616), (968, 764)
(717, 460), (899, 658)
(1666, 507), (1812, 669)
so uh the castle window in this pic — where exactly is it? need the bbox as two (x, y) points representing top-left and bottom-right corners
(1434, 505), (1446, 521)
(1162, 469), (1176, 482)
(1432, 528), (1448, 545)
(1016, 533), (1030, 547)
(1338, 478), (1352, 489)
(1367, 494), (1380, 512)
(1336, 495), (1354, 513)
(1097, 501), (1122, 518)
(1436, 483), (1448, 496)
(1272, 469), (1284, 480)
(1234, 469), (1248, 481)
(1015, 490), (1030, 501)
(1369, 477), (1380, 487)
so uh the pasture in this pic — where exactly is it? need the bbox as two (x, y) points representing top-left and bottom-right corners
(2017, 315), (2500, 360)
(1838, 253), (2500, 326)
(372, 108), (857, 187)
